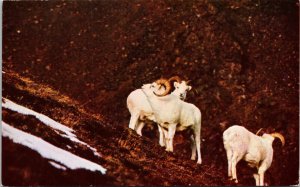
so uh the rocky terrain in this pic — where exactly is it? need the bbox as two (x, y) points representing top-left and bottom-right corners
(2, 0), (299, 186)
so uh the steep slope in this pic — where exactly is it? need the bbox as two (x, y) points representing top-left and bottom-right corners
(2, 0), (299, 186)
(3, 72), (229, 186)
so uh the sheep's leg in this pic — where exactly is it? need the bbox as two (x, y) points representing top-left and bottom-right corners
(226, 150), (233, 178)
(162, 128), (170, 151)
(231, 154), (239, 183)
(258, 166), (266, 186)
(253, 174), (259, 186)
(135, 121), (145, 136)
(129, 112), (139, 130)
(190, 134), (196, 160)
(158, 125), (166, 147)
(194, 128), (202, 164)
(167, 124), (177, 152)
(259, 172), (264, 186)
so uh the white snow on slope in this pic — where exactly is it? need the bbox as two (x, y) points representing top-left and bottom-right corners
(49, 161), (67, 170)
(2, 121), (106, 174)
(2, 98), (101, 157)
(2, 98), (73, 134)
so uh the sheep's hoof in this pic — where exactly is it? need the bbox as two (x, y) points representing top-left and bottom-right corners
(137, 132), (142, 136)
(159, 142), (165, 147)
(191, 156), (196, 160)
(229, 177), (238, 183)
(196, 160), (202, 164)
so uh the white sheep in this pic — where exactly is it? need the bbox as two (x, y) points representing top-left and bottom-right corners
(127, 76), (191, 147)
(141, 78), (202, 164)
(223, 125), (285, 186)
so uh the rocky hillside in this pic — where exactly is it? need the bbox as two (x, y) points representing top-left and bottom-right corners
(3, 0), (299, 186)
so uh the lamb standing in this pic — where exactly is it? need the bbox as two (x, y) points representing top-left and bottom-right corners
(223, 125), (285, 186)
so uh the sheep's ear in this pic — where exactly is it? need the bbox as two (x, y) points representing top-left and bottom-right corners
(174, 82), (178, 87)
(188, 86), (192, 90)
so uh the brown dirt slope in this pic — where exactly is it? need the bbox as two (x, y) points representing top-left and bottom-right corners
(3, 71), (228, 186)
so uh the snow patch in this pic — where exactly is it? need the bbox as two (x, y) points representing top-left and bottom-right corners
(2, 121), (106, 174)
(2, 98), (73, 134)
(2, 98), (101, 157)
(49, 161), (67, 170)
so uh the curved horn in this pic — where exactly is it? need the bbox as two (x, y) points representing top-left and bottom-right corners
(270, 132), (285, 146)
(168, 76), (182, 83)
(256, 128), (263, 135)
(154, 78), (171, 97)
(186, 80), (191, 84)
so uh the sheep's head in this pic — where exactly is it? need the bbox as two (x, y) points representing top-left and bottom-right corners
(270, 132), (285, 146)
(154, 76), (192, 99)
(172, 81), (192, 100)
(260, 131), (285, 147)
(256, 128), (285, 146)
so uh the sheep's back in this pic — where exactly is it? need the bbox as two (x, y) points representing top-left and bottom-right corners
(223, 125), (251, 155)
(127, 89), (152, 113)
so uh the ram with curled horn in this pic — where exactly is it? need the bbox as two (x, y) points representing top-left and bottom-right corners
(255, 128), (285, 146)
(223, 125), (286, 186)
(155, 77), (192, 100)
(140, 80), (202, 164)
(126, 76), (193, 147)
